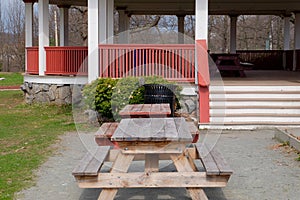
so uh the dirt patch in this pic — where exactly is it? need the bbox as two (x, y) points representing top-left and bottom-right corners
(0, 85), (20, 90)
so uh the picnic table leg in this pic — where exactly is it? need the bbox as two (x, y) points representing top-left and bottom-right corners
(98, 152), (134, 200)
(145, 154), (159, 172)
(170, 154), (209, 200)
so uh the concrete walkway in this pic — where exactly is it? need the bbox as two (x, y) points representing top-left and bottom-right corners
(16, 129), (300, 200)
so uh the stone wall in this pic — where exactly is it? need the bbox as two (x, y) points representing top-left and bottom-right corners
(178, 95), (198, 122)
(20, 82), (81, 105)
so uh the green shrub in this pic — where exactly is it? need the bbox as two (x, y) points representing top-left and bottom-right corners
(83, 76), (182, 122)
(82, 78), (118, 121)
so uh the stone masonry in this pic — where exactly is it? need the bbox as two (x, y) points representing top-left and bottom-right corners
(20, 82), (80, 105)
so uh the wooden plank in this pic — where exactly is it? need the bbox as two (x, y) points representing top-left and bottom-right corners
(170, 154), (206, 200)
(164, 118), (179, 140)
(97, 189), (117, 200)
(173, 118), (193, 142)
(145, 154), (159, 172)
(170, 153), (194, 172)
(151, 103), (161, 114)
(195, 144), (220, 175)
(119, 104), (171, 118)
(210, 148), (233, 175)
(95, 123), (119, 146)
(188, 188), (209, 200)
(98, 152), (135, 200)
(77, 172), (229, 188)
(112, 118), (191, 142)
(119, 142), (185, 154)
(111, 118), (131, 141)
(72, 146), (111, 176)
(161, 103), (171, 114)
(105, 149), (175, 162)
(187, 122), (200, 143)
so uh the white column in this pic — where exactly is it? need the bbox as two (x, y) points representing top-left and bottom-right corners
(25, 2), (33, 72)
(230, 15), (238, 54)
(118, 9), (129, 43)
(195, 0), (210, 123)
(59, 7), (69, 46)
(294, 12), (300, 71)
(195, 0), (208, 41)
(107, 0), (114, 43)
(177, 15), (185, 44)
(88, 0), (99, 82)
(195, 0), (208, 83)
(38, 0), (49, 76)
(99, 0), (107, 43)
(25, 3), (33, 47)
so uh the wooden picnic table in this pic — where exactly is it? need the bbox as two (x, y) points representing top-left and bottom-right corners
(213, 53), (246, 77)
(73, 117), (233, 200)
(119, 103), (171, 118)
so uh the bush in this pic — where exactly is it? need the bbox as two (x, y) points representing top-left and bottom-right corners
(83, 76), (182, 122)
(82, 78), (118, 121)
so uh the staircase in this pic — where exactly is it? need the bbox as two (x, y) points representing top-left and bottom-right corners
(209, 85), (300, 125)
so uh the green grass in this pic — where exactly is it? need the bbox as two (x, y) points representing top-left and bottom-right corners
(0, 73), (23, 86)
(0, 90), (76, 200)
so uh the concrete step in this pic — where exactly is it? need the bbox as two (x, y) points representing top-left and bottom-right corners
(210, 108), (300, 117)
(210, 101), (300, 109)
(209, 85), (300, 125)
(210, 93), (300, 101)
(210, 117), (300, 125)
(210, 85), (300, 94)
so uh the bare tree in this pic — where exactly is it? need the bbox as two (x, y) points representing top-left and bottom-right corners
(69, 6), (88, 46)
(185, 15), (195, 39)
(2, 0), (25, 72)
(0, 1), (3, 71)
(208, 15), (230, 52)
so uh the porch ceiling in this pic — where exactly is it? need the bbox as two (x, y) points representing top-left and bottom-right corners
(44, 0), (300, 15)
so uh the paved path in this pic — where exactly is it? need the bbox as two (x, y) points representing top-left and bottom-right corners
(16, 129), (300, 200)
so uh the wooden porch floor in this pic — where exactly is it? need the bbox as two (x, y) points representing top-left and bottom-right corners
(222, 70), (300, 86)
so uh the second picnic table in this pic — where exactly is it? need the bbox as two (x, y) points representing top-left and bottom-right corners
(119, 103), (171, 118)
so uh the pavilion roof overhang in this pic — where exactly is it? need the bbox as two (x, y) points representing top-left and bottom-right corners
(25, 0), (300, 16)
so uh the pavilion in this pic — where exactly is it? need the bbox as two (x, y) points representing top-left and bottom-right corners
(22, 0), (300, 126)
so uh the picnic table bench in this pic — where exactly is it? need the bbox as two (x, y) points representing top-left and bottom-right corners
(73, 117), (232, 200)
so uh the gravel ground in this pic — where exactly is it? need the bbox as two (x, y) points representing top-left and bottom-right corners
(16, 129), (300, 200)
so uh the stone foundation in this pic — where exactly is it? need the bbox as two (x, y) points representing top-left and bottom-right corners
(20, 82), (198, 122)
(20, 82), (82, 105)
(177, 95), (198, 122)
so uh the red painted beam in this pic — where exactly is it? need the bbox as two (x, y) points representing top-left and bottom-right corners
(196, 40), (210, 123)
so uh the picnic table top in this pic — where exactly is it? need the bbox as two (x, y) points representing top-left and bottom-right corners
(111, 117), (192, 142)
(119, 103), (171, 118)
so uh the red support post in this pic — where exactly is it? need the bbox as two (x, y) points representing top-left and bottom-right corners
(196, 40), (210, 123)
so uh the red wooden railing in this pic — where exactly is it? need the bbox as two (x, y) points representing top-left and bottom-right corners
(26, 47), (39, 74)
(99, 44), (195, 82)
(45, 46), (88, 75)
